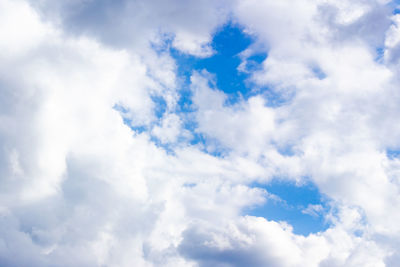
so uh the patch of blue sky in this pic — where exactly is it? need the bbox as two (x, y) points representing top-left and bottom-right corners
(311, 65), (327, 80)
(245, 54), (267, 71)
(176, 83), (194, 114)
(375, 47), (385, 62)
(245, 180), (331, 236)
(151, 95), (168, 118)
(387, 149), (400, 159)
(276, 144), (296, 157)
(171, 23), (267, 104)
(389, 0), (400, 14)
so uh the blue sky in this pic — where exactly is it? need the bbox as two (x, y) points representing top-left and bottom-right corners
(247, 180), (330, 235)
(172, 24), (264, 97)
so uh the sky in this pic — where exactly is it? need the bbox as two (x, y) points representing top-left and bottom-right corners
(1, 0), (400, 266)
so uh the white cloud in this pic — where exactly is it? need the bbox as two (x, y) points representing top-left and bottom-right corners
(152, 113), (186, 144)
(191, 71), (276, 158)
(28, 0), (229, 56)
(2, 0), (400, 266)
(302, 204), (324, 217)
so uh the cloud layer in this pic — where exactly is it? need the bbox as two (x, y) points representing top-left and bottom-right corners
(1, 0), (400, 266)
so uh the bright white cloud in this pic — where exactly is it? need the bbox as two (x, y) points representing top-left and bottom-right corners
(1, 0), (400, 266)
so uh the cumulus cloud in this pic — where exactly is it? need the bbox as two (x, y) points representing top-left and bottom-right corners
(29, 0), (229, 56)
(1, 0), (400, 266)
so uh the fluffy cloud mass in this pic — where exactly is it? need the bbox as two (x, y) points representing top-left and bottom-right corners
(1, 0), (400, 266)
